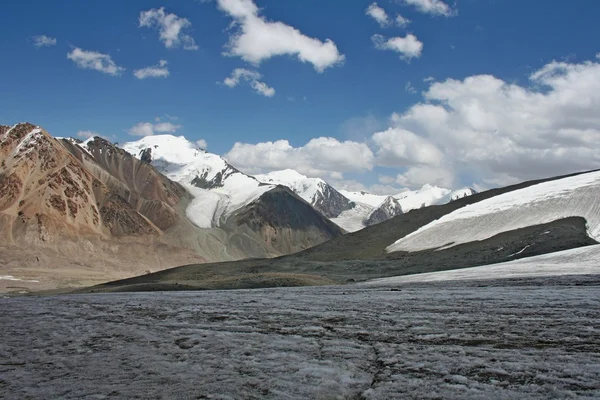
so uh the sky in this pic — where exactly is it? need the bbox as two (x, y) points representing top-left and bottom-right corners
(1, 0), (600, 194)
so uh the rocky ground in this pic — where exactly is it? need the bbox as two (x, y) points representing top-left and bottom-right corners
(1, 274), (599, 399)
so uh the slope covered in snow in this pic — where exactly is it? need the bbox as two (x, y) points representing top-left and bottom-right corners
(394, 184), (451, 212)
(123, 135), (273, 228)
(255, 169), (323, 206)
(330, 202), (374, 232)
(388, 170), (600, 253)
(339, 190), (388, 208)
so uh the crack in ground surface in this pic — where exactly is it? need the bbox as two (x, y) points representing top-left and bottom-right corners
(1, 275), (599, 399)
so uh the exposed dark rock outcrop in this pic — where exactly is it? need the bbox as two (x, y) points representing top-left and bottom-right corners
(311, 181), (355, 219)
(364, 196), (403, 226)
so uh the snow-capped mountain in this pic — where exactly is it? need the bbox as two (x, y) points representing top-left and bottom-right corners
(254, 169), (354, 219)
(123, 135), (274, 228)
(336, 184), (477, 232)
(121, 135), (343, 254)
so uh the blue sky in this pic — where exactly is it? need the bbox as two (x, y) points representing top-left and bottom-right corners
(2, 0), (600, 193)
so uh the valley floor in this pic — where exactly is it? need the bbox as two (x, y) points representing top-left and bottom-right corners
(1, 274), (600, 399)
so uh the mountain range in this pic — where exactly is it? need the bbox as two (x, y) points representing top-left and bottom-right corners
(1, 123), (479, 292)
(89, 168), (600, 293)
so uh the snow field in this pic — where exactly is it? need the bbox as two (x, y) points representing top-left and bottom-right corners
(388, 171), (600, 253)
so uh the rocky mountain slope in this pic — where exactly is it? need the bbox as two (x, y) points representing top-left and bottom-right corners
(0, 124), (342, 292)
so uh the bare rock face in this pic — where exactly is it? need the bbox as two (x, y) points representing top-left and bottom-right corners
(0, 124), (206, 291)
(232, 186), (345, 255)
(311, 181), (355, 219)
(62, 136), (188, 232)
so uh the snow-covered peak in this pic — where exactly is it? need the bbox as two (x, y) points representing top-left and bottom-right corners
(255, 170), (324, 204)
(123, 135), (230, 185)
(122, 135), (273, 228)
(434, 188), (478, 205)
(339, 190), (388, 208)
(393, 185), (452, 212)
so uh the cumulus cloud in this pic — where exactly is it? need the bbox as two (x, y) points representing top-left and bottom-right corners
(395, 14), (411, 27)
(139, 7), (198, 50)
(32, 35), (56, 47)
(216, 0), (345, 72)
(224, 137), (374, 179)
(195, 139), (208, 149)
(366, 3), (390, 27)
(67, 47), (125, 76)
(127, 121), (182, 136)
(372, 127), (444, 167)
(396, 166), (455, 188)
(222, 68), (275, 97)
(372, 34), (423, 60)
(386, 56), (600, 186)
(399, 0), (456, 17)
(76, 130), (115, 141)
(77, 130), (99, 139)
(134, 60), (170, 79)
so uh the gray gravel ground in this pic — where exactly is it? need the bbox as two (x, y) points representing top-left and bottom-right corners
(1, 275), (599, 399)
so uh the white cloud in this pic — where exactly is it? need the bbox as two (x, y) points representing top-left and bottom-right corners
(423, 76), (435, 82)
(224, 137), (374, 179)
(195, 139), (208, 149)
(127, 121), (182, 136)
(386, 56), (600, 186)
(216, 0), (345, 72)
(372, 34), (423, 60)
(139, 7), (198, 50)
(221, 68), (275, 97)
(366, 3), (390, 27)
(405, 81), (417, 93)
(379, 175), (397, 185)
(77, 130), (99, 139)
(76, 130), (115, 141)
(396, 166), (454, 188)
(134, 60), (170, 79)
(400, 0), (456, 17)
(372, 127), (444, 167)
(67, 47), (125, 76)
(395, 14), (411, 27)
(32, 35), (56, 47)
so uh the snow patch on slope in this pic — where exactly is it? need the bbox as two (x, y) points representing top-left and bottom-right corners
(388, 171), (600, 253)
(369, 244), (600, 285)
(331, 203), (374, 232)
